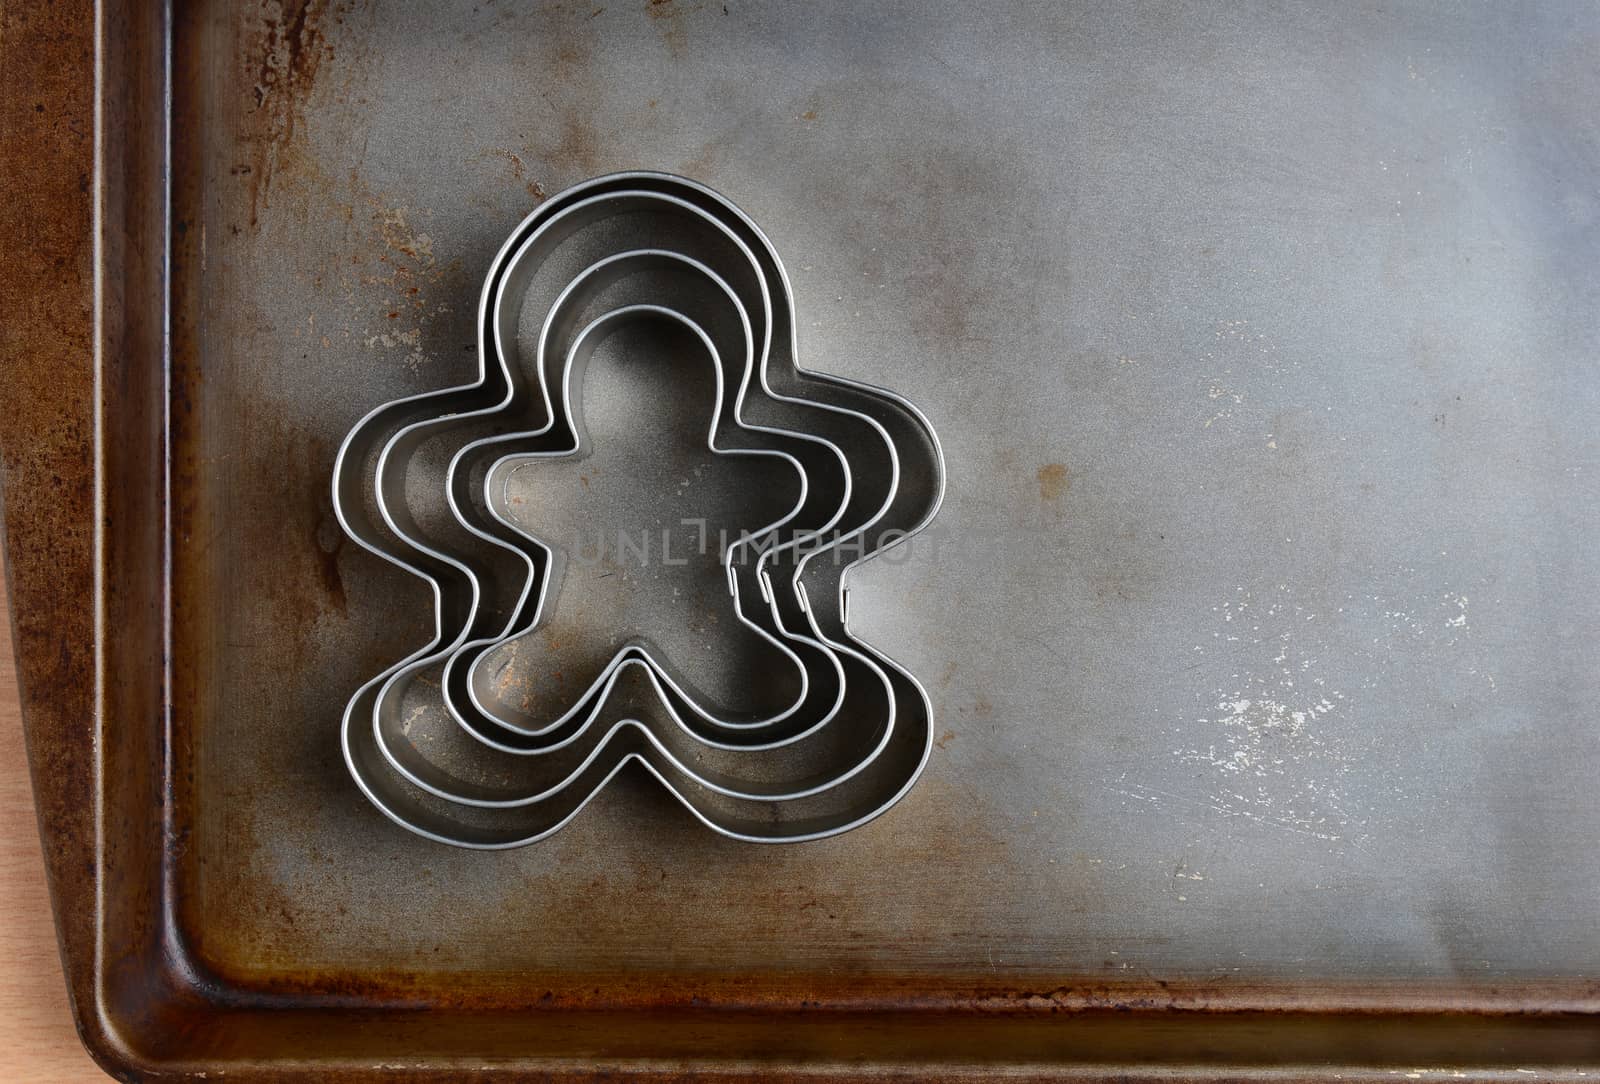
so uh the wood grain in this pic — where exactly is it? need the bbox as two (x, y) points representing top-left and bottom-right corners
(0, 563), (107, 1081)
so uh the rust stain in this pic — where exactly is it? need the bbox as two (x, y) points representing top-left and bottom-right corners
(645, 0), (702, 56)
(244, 0), (333, 228)
(312, 490), (348, 616)
(0, 0), (102, 1051)
(484, 147), (549, 203)
(373, 204), (433, 263)
(250, 146), (466, 375)
(934, 730), (957, 750)
(680, 138), (719, 181)
(973, 695), (993, 718)
(814, 129), (1050, 355)
(552, 114), (602, 175)
(799, 109), (818, 121)
(246, 418), (348, 639)
(519, 30), (628, 183)
(1036, 463), (1070, 503)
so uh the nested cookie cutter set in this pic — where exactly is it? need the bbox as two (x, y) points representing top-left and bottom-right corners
(332, 172), (945, 848)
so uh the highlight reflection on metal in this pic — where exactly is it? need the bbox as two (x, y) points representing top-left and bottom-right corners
(332, 172), (946, 847)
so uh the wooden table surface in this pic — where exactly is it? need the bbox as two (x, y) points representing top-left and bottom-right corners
(0, 564), (108, 1081)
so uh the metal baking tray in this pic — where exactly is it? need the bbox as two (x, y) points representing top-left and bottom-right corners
(3, 1), (1598, 1079)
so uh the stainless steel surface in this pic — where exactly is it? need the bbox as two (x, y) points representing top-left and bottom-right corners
(184, 0), (1600, 1004)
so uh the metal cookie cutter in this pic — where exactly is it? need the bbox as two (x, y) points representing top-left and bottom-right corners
(336, 174), (934, 844)
(332, 172), (945, 846)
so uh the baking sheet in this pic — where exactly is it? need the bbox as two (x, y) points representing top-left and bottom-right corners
(4, 0), (1599, 1078)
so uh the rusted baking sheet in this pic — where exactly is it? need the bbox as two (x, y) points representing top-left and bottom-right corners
(3, 0), (1599, 1080)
